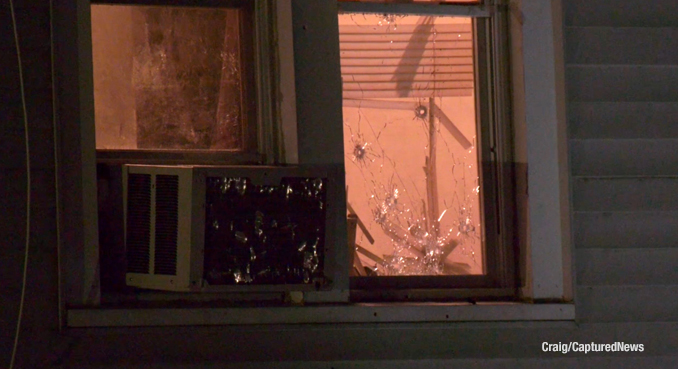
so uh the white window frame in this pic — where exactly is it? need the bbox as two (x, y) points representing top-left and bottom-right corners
(58, 0), (573, 328)
(516, 0), (573, 302)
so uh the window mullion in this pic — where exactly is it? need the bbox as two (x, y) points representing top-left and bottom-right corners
(254, 0), (278, 164)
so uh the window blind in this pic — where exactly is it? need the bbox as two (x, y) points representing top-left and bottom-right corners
(339, 20), (474, 99)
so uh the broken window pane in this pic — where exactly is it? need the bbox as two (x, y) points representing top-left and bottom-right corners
(340, 14), (483, 276)
(91, 5), (247, 150)
(340, 1), (481, 4)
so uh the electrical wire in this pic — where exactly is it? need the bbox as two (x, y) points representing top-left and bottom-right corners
(8, 0), (32, 367)
(49, 0), (64, 334)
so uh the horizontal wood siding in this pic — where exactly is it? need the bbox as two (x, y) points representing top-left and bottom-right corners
(566, 27), (678, 65)
(44, 322), (678, 365)
(30, 357), (678, 369)
(566, 0), (678, 325)
(565, 0), (678, 27)
(577, 286), (678, 322)
(573, 178), (678, 212)
(569, 102), (678, 139)
(577, 248), (678, 285)
(571, 139), (678, 176)
(574, 211), (678, 249)
(567, 65), (678, 102)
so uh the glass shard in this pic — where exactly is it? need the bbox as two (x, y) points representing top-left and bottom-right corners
(204, 177), (327, 285)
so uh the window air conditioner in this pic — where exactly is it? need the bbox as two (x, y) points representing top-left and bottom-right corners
(122, 164), (347, 301)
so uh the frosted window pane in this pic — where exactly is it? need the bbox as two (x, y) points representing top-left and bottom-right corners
(91, 5), (245, 150)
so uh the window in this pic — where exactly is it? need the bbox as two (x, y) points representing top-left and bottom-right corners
(58, 0), (298, 308)
(338, 0), (516, 299)
(89, 0), (280, 165)
(341, 14), (481, 277)
(94, 0), (515, 302)
(91, 5), (255, 151)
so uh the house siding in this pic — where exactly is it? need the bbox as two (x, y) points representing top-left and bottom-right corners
(566, 0), (678, 326)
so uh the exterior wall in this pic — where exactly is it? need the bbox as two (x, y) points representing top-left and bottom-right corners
(1, 0), (677, 368)
(0, 1), (62, 367)
(566, 0), (678, 323)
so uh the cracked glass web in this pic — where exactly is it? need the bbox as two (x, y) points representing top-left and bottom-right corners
(340, 13), (484, 276)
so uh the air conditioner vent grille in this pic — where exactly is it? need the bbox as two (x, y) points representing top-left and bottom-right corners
(126, 173), (151, 274)
(154, 174), (179, 275)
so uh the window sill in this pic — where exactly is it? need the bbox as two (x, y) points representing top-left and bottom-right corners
(96, 150), (263, 165)
(67, 302), (574, 327)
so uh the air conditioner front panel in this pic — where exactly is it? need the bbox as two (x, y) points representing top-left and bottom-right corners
(124, 165), (197, 291)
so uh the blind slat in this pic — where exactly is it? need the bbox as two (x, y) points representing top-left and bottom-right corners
(343, 72), (474, 82)
(342, 65), (473, 74)
(341, 49), (472, 58)
(341, 41), (473, 51)
(340, 33), (471, 42)
(343, 89), (473, 99)
(341, 58), (472, 67)
(343, 81), (473, 90)
(339, 23), (472, 35)
(340, 35), (473, 44)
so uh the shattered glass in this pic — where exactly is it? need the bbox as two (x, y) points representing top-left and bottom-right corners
(204, 177), (327, 285)
(340, 14), (483, 276)
(340, 1), (480, 3)
(91, 5), (245, 150)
